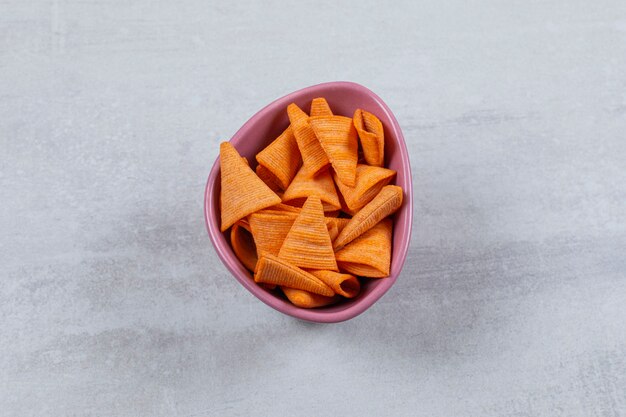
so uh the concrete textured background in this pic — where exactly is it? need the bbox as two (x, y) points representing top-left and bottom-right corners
(1, 1), (625, 416)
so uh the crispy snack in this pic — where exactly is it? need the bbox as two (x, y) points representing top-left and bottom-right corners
(249, 211), (342, 258)
(310, 97), (333, 117)
(220, 97), (404, 309)
(326, 220), (339, 241)
(281, 287), (339, 308)
(256, 164), (283, 192)
(230, 219), (258, 271)
(254, 254), (334, 296)
(333, 185), (403, 251)
(353, 109), (384, 167)
(282, 166), (341, 212)
(309, 115), (358, 187)
(325, 217), (350, 241)
(255, 125), (302, 190)
(326, 217), (351, 234)
(219, 142), (281, 231)
(262, 203), (302, 214)
(249, 211), (298, 258)
(335, 219), (392, 278)
(278, 196), (338, 271)
(287, 103), (329, 175)
(333, 164), (396, 213)
(308, 270), (360, 298)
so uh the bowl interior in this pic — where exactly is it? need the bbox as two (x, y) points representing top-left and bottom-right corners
(205, 81), (412, 322)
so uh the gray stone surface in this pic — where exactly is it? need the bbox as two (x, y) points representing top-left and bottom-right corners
(1, 1), (625, 416)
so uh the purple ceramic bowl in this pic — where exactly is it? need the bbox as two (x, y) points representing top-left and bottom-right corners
(204, 81), (413, 323)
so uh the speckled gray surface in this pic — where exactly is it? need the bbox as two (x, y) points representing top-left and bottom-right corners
(1, 1), (626, 416)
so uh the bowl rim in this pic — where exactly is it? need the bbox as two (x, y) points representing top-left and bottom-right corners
(204, 81), (413, 323)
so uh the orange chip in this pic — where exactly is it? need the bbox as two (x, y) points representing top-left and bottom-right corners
(326, 220), (339, 241)
(326, 217), (351, 234)
(281, 287), (339, 308)
(222, 98), (404, 306)
(278, 196), (338, 271)
(353, 109), (384, 167)
(309, 115), (358, 187)
(256, 164), (283, 193)
(325, 216), (350, 240)
(255, 125), (302, 190)
(257, 209), (297, 218)
(335, 219), (392, 278)
(310, 97), (333, 117)
(219, 142), (281, 231)
(262, 203), (302, 214)
(308, 270), (360, 298)
(282, 166), (341, 212)
(254, 254), (334, 296)
(336, 187), (356, 216)
(333, 164), (396, 213)
(249, 211), (298, 258)
(333, 185), (403, 251)
(287, 103), (329, 175)
(231, 220), (258, 271)
(325, 216), (350, 241)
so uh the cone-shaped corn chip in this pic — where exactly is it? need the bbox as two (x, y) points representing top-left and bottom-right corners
(231, 220), (257, 271)
(282, 166), (341, 212)
(287, 103), (329, 175)
(258, 208), (298, 217)
(310, 97), (333, 117)
(263, 203), (302, 214)
(254, 254), (334, 296)
(238, 217), (250, 229)
(309, 115), (358, 187)
(242, 157), (249, 165)
(219, 142), (281, 231)
(336, 187), (356, 216)
(353, 109), (385, 167)
(278, 196), (338, 271)
(249, 211), (298, 258)
(282, 287), (339, 308)
(255, 126), (302, 190)
(309, 270), (361, 298)
(326, 221), (339, 241)
(326, 217), (351, 234)
(333, 185), (403, 251)
(333, 164), (396, 213)
(335, 219), (392, 278)
(324, 216), (348, 242)
(256, 164), (282, 193)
